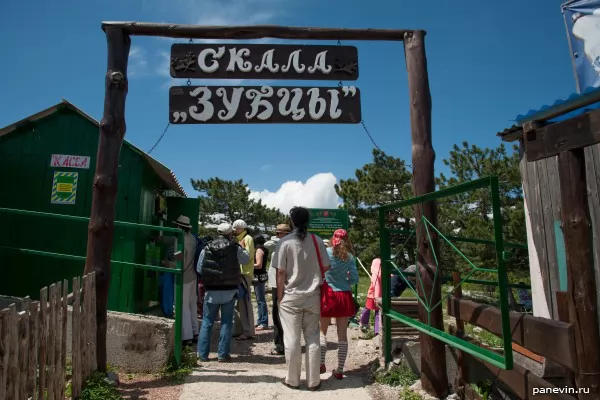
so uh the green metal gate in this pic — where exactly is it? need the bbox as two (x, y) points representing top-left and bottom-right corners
(378, 176), (523, 370)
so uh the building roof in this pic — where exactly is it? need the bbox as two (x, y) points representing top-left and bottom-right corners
(0, 99), (186, 196)
(497, 86), (600, 142)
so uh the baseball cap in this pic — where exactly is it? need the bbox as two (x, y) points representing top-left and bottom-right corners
(218, 223), (233, 235)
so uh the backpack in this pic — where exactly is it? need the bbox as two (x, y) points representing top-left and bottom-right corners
(192, 234), (209, 278)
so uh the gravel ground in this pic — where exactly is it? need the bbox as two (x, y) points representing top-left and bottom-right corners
(118, 292), (404, 400)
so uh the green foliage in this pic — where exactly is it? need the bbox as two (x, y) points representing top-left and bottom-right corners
(80, 372), (123, 400)
(161, 345), (198, 383)
(375, 361), (418, 387)
(335, 149), (414, 264)
(191, 177), (286, 233)
(399, 387), (425, 400)
(471, 379), (493, 399)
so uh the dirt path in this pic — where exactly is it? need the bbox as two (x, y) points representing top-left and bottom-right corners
(180, 300), (384, 399)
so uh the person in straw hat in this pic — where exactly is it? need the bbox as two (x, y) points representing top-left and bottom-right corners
(166, 215), (199, 345)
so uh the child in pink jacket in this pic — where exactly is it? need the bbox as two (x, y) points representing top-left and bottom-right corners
(359, 258), (382, 335)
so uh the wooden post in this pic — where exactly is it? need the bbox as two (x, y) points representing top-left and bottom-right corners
(404, 30), (448, 398)
(84, 26), (130, 373)
(557, 148), (600, 398)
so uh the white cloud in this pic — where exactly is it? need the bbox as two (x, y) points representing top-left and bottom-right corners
(249, 173), (342, 215)
(129, 46), (149, 77)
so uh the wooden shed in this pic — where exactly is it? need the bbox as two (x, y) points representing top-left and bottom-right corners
(497, 88), (600, 325)
(0, 99), (197, 313)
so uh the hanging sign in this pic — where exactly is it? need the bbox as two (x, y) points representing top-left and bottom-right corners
(170, 44), (359, 81)
(50, 154), (91, 169)
(307, 208), (349, 239)
(169, 85), (361, 124)
(51, 171), (78, 205)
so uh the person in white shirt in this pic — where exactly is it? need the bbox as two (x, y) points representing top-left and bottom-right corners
(266, 224), (291, 355)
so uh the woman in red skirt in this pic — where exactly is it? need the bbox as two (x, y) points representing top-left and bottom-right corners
(319, 229), (359, 380)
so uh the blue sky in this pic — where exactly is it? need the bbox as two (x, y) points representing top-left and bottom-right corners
(0, 0), (576, 213)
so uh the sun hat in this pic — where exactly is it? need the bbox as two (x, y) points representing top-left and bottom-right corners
(173, 215), (192, 229)
(275, 224), (291, 233)
(217, 223), (233, 235)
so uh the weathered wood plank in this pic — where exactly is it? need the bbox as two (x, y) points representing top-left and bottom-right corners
(72, 277), (81, 399)
(28, 301), (39, 399)
(83, 274), (91, 378)
(557, 148), (600, 397)
(18, 300), (29, 400)
(556, 291), (576, 389)
(53, 281), (62, 400)
(38, 287), (48, 400)
(537, 159), (560, 314)
(447, 296), (576, 371)
(0, 307), (10, 400)
(101, 21), (413, 41)
(466, 354), (575, 400)
(584, 144), (600, 333)
(57, 280), (67, 399)
(522, 158), (554, 317)
(90, 273), (97, 372)
(525, 108), (600, 162)
(47, 284), (56, 400)
(7, 305), (18, 400)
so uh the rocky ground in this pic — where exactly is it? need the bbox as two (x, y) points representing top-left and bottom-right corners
(116, 294), (410, 400)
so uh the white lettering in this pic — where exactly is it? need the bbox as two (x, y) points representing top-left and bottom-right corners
(188, 87), (214, 121)
(307, 88), (326, 120)
(227, 48), (252, 72)
(245, 86), (274, 120)
(327, 89), (342, 119)
(277, 88), (305, 121)
(198, 47), (225, 73)
(281, 50), (305, 73)
(307, 51), (332, 74)
(216, 87), (244, 121)
(254, 49), (280, 73)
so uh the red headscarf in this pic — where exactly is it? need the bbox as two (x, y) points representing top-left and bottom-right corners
(332, 229), (348, 247)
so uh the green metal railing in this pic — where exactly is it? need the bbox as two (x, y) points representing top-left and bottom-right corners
(0, 207), (185, 366)
(378, 176), (514, 370)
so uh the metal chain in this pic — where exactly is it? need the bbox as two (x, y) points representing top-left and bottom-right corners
(337, 39), (343, 88)
(336, 39), (390, 158)
(148, 122), (171, 154)
(187, 38), (193, 86)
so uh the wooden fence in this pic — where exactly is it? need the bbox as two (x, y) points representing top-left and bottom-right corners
(0, 273), (97, 400)
(447, 273), (580, 400)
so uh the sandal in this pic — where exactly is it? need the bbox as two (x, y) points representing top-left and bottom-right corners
(281, 378), (299, 390)
(235, 335), (253, 341)
(320, 364), (326, 374)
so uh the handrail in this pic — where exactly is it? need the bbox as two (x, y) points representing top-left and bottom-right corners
(385, 228), (527, 250)
(0, 206), (185, 366)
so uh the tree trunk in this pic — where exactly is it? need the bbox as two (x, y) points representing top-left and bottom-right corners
(84, 26), (130, 373)
(404, 30), (448, 398)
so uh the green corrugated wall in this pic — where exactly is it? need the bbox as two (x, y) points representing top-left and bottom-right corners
(0, 107), (165, 313)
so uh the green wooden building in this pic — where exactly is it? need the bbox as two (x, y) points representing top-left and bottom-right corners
(0, 99), (199, 313)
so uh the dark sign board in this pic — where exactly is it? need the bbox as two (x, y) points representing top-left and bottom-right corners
(307, 208), (349, 239)
(170, 44), (359, 81)
(169, 85), (361, 124)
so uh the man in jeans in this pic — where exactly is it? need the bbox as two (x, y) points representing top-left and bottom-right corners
(196, 223), (250, 362)
(265, 224), (292, 355)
